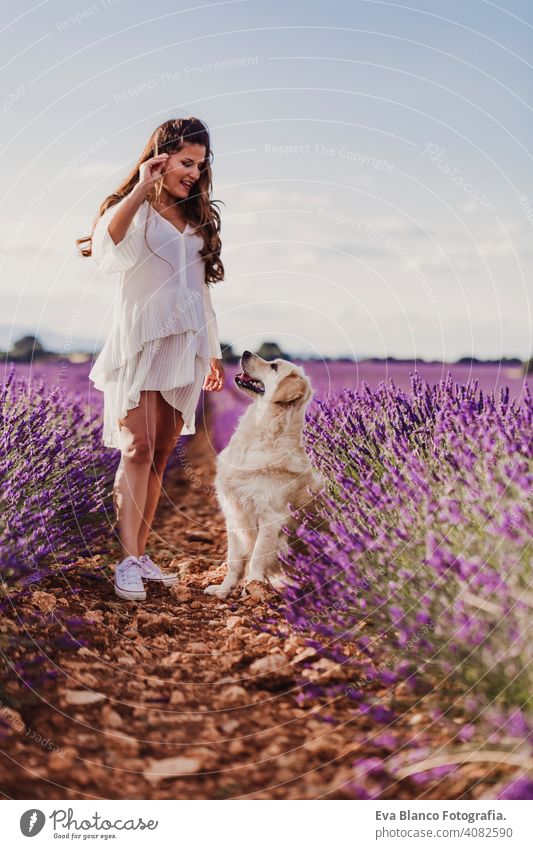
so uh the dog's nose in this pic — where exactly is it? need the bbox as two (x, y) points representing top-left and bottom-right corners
(242, 350), (252, 358)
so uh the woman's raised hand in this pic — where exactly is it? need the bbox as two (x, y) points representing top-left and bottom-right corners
(138, 154), (169, 188)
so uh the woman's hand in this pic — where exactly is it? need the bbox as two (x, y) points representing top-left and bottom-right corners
(137, 154), (169, 190)
(203, 359), (225, 392)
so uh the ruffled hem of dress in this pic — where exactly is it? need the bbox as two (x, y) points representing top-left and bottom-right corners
(91, 333), (209, 450)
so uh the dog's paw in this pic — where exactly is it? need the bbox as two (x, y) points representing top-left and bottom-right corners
(204, 584), (230, 599)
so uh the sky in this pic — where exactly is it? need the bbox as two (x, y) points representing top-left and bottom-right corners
(1, 0), (532, 361)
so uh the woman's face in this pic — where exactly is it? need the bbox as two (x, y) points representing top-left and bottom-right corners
(161, 142), (207, 199)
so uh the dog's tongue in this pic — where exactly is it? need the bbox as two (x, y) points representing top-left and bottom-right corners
(236, 372), (253, 383)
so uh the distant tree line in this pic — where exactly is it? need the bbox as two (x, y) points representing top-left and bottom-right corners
(2, 334), (532, 372)
(1, 335), (90, 363)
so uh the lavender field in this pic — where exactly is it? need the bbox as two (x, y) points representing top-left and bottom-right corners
(278, 373), (532, 798)
(210, 358), (530, 450)
(0, 363), (116, 593)
(1, 356), (531, 799)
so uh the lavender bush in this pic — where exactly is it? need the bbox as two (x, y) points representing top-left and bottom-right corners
(210, 360), (529, 451)
(278, 373), (532, 794)
(0, 366), (117, 594)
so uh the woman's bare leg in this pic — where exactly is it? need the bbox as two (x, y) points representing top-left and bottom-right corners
(113, 391), (158, 559)
(137, 393), (184, 554)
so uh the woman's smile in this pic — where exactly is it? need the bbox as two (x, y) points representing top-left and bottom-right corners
(162, 142), (206, 198)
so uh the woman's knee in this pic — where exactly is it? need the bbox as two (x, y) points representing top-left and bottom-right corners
(119, 429), (154, 464)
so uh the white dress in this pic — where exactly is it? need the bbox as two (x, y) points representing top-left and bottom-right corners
(88, 196), (222, 449)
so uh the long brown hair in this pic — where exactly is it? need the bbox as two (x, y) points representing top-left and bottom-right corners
(76, 117), (224, 284)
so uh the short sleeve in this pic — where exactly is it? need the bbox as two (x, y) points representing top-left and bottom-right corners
(91, 196), (147, 274)
(202, 284), (222, 359)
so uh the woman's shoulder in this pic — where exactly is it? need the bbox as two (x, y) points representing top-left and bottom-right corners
(92, 195), (150, 275)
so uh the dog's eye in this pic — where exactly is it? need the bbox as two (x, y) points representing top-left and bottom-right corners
(270, 363), (278, 371)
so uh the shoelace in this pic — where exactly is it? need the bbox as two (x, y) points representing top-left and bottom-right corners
(138, 555), (156, 572)
(117, 558), (142, 588)
(140, 556), (177, 579)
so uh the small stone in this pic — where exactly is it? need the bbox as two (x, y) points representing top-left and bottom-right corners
(241, 593), (265, 607)
(170, 584), (193, 602)
(30, 591), (57, 612)
(186, 531), (213, 543)
(226, 616), (244, 629)
(219, 685), (247, 706)
(169, 689), (186, 706)
(302, 657), (341, 685)
(144, 756), (201, 784)
(227, 739), (245, 756)
(188, 641), (209, 653)
(161, 651), (184, 667)
(64, 690), (106, 706)
(136, 645), (151, 658)
(249, 653), (288, 677)
(101, 705), (123, 728)
(224, 635), (243, 651)
(85, 608), (104, 622)
(116, 655), (137, 667)
(77, 647), (94, 657)
(248, 653), (293, 688)
(136, 612), (174, 637)
(169, 558), (195, 576)
(107, 732), (139, 756)
(75, 672), (99, 688)
(293, 648), (317, 664)
(243, 580), (270, 600)
(220, 719), (239, 734)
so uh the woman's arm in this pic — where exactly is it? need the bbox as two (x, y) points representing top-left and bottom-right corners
(107, 182), (149, 246)
(92, 154), (169, 274)
(202, 284), (223, 359)
(202, 284), (224, 392)
(108, 153), (168, 245)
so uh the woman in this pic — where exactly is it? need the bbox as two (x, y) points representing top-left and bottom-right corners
(77, 117), (225, 601)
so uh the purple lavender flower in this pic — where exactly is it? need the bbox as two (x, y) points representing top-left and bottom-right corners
(272, 371), (532, 797)
(1, 365), (117, 594)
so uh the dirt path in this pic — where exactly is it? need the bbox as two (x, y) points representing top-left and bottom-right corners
(0, 416), (368, 801)
(1, 414), (509, 801)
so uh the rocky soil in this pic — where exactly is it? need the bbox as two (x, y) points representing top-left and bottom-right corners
(0, 419), (512, 800)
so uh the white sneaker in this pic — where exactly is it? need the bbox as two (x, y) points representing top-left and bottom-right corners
(138, 554), (178, 587)
(114, 556), (146, 600)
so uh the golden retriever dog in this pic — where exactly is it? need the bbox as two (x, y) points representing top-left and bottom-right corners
(204, 351), (323, 599)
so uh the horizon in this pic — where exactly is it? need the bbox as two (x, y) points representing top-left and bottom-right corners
(0, 327), (527, 367)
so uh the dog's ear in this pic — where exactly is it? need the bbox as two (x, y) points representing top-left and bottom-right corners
(272, 372), (310, 404)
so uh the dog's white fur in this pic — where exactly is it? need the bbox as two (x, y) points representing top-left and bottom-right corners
(204, 352), (323, 599)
